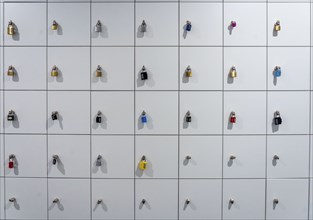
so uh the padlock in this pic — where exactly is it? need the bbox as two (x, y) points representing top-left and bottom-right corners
(274, 111), (282, 125)
(95, 20), (102, 32)
(186, 20), (192, 32)
(230, 111), (236, 123)
(96, 111), (102, 123)
(96, 155), (102, 167)
(186, 111), (192, 123)
(7, 20), (15, 35)
(51, 111), (58, 121)
(7, 66), (15, 76)
(230, 21), (237, 28)
(274, 20), (281, 31)
(229, 66), (237, 78)
(141, 20), (147, 32)
(52, 155), (59, 165)
(140, 66), (148, 80)
(139, 156), (148, 170)
(7, 110), (15, 121)
(273, 66), (281, 77)
(51, 20), (58, 30)
(141, 111), (147, 123)
(8, 154), (15, 169)
(95, 65), (102, 77)
(185, 65), (192, 77)
(51, 66), (58, 77)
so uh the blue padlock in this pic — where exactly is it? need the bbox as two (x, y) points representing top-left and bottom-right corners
(186, 21), (192, 32)
(141, 111), (147, 123)
(273, 66), (281, 77)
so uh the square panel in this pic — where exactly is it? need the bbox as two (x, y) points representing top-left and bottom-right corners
(224, 3), (266, 46)
(224, 47), (266, 90)
(268, 3), (310, 46)
(224, 91), (266, 134)
(4, 3), (46, 46)
(180, 47), (222, 90)
(135, 47), (178, 90)
(91, 3), (134, 46)
(179, 179), (222, 220)
(4, 47), (46, 90)
(91, 91), (134, 134)
(135, 3), (178, 46)
(180, 3), (222, 46)
(267, 91), (310, 134)
(91, 47), (134, 90)
(268, 47), (310, 90)
(135, 136), (178, 178)
(4, 91), (46, 134)
(91, 135), (134, 178)
(48, 91), (90, 134)
(180, 91), (222, 134)
(48, 3), (90, 46)
(48, 47), (90, 90)
(135, 91), (178, 134)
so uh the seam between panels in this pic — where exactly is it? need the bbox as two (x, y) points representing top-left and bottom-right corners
(177, 1), (180, 220)
(45, 1), (48, 219)
(265, 0), (268, 218)
(308, 1), (312, 219)
(89, 0), (92, 219)
(3, 2), (6, 219)
(133, 0), (136, 219)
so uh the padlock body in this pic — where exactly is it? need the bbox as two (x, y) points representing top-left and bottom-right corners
(52, 159), (57, 165)
(275, 25), (281, 31)
(230, 70), (237, 78)
(230, 116), (236, 123)
(51, 24), (58, 30)
(7, 69), (14, 76)
(141, 25), (147, 33)
(274, 69), (281, 77)
(96, 160), (102, 167)
(141, 115), (147, 123)
(7, 115), (14, 121)
(186, 24), (192, 32)
(7, 25), (15, 35)
(186, 116), (192, 123)
(139, 160), (147, 170)
(95, 25), (102, 32)
(51, 70), (58, 77)
(96, 70), (102, 77)
(8, 161), (14, 169)
(274, 117), (282, 125)
(141, 71), (148, 80)
(186, 70), (192, 77)
(52, 114), (58, 121)
(96, 116), (102, 123)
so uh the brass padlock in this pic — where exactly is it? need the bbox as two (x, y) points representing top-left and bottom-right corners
(229, 66), (237, 78)
(51, 65), (58, 77)
(7, 66), (15, 76)
(51, 20), (58, 30)
(7, 20), (15, 36)
(185, 65), (192, 77)
(139, 156), (147, 170)
(96, 65), (102, 77)
(274, 20), (281, 31)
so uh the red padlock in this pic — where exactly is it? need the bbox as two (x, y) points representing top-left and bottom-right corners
(230, 112), (236, 124)
(8, 161), (14, 169)
(8, 154), (15, 169)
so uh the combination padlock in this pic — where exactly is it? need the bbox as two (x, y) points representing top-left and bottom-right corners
(51, 66), (59, 77)
(273, 66), (281, 77)
(95, 65), (102, 77)
(95, 20), (102, 32)
(141, 111), (147, 123)
(7, 20), (15, 35)
(274, 20), (281, 31)
(140, 66), (148, 80)
(8, 154), (15, 169)
(274, 111), (282, 125)
(7, 65), (15, 76)
(185, 65), (192, 77)
(230, 111), (236, 124)
(229, 66), (237, 78)
(141, 20), (147, 33)
(7, 110), (15, 121)
(186, 111), (192, 123)
(52, 155), (59, 165)
(96, 111), (102, 123)
(51, 111), (58, 121)
(51, 20), (58, 30)
(139, 156), (148, 170)
(186, 20), (192, 32)
(96, 155), (102, 167)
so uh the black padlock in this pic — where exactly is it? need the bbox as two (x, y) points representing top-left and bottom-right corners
(96, 111), (102, 123)
(274, 111), (282, 125)
(7, 110), (15, 121)
(96, 155), (102, 167)
(186, 111), (192, 123)
(141, 66), (148, 80)
(51, 111), (58, 121)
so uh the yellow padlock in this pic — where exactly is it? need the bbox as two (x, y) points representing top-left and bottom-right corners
(95, 65), (102, 77)
(229, 66), (237, 78)
(7, 20), (15, 36)
(51, 65), (58, 77)
(7, 66), (15, 76)
(139, 156), (147, 170)
(274, 20), (281, 31)
(51, 20), (58, 30)
(185, 65), (192, 77)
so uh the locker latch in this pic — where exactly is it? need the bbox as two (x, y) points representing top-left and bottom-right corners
(185, 65), (192, 78)
(52, 155), (59, 165)
(51, 20), (59, 30)
(273, 66), (281, 77)
(96, 65), (102, 77)
(7, 65), (15, 76)
(96, 155), (102, 167)
(8, 154), (16, 169)
(229, 66), (237, 78)
(185, 20), (192, 32)
(229, 111), (236, 124)
(140, 66), (148, 80)
(7, 110), (15, 121)
(186, 111), (192, 123)
(7, 20), (15, 35)
(274, 111), (282, 125)
(96, 111), (102, 123)
(139, 155), (148, 170)
(141, 20), (147, 32)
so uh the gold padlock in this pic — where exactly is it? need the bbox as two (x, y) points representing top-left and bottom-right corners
(51, 65), (58, 77)
(96, 65), (102, 77)
(139, 156), (147, 170)
(7, 20), (15, 36)
(274, 20), (281, 31)
(185, 65), (192, 77)
(51, 20), (58, 30)
(7, 66), (15, 76)
(229, 66), (237, 78)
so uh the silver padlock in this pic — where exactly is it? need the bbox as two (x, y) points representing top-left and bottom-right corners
(96, 155), (102, 167)
(141, 20), (147, 32)
(95, 20), (102, 32)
